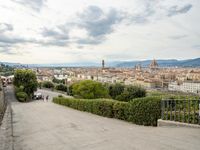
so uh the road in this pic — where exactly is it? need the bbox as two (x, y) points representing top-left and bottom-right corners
(3, 86), (200, 150)
(35, 88), (72, 101)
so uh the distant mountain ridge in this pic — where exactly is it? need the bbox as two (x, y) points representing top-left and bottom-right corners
(114, 58), (200, 68)
(1, 58), (200, 68)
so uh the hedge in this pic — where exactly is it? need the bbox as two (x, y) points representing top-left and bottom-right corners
(16, 92), (28, 102)
(53, 96), (161, 126)
(129, 97), (161, 126)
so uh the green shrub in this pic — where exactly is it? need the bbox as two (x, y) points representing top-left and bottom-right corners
(42, 81), (54, 89)
(16, 92), (28, 102)
(55, 84), (68, 92)
(113, 102), (130, 120)
(15, 85), (24, 93)
(53, 96), (161, 126)
(72, 80), (109, 99)
(68, 84), (73, 96)
(116, 85), (146, 102)
(109, 83), (125, 99)
(58, 94), (63, 97)
(129, 97), (161, 126)
(52, 77), (65, 84)
(14, 69), (37, 96)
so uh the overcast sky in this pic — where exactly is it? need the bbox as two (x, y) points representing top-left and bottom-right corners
(0, 0), (200, 64)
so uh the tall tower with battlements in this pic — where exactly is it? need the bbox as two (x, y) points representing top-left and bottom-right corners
(102, 60), (105, 69)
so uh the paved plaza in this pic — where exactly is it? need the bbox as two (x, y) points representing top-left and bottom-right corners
(1, 86), (200, 150)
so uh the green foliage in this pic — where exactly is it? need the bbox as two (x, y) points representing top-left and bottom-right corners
(115, 85), (146, 102)
(58, 94), (63, 97)
(52, 77), (65, 84)
(14, 69), (37, 97)
(68, 84), (73, 96)
(0, 64), (14, 76)
(53, 96), (161, 126)
(42, 81), (54, 89)
(113, 102), (130, 120)
(16, 92), (28, 102)
(55, 84), (68, 92)
(109, 83), (125, 99)
(38, 82), (42, 89)
(15, 85), (24, 93)
(147, 91), (199, 99)
(72, 80), (109, 99)
(129, 97), (161, 126)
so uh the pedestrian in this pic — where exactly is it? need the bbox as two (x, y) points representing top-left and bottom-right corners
(46, 95), (49, 102)
(42, 95), (45, 101)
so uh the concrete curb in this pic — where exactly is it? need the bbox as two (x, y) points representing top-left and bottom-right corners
(158, 119), (200, 128)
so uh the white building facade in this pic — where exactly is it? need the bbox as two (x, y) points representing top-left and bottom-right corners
(168, 81), (200, 94)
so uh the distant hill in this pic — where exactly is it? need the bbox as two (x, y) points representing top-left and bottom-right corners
(115, 58), (200, 68)
(1, 58), (200, 68)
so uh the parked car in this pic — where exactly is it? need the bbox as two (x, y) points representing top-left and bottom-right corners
(34, 93), (42, 100)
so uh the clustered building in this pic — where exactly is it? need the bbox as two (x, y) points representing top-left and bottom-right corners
(32, 59), (200, 95)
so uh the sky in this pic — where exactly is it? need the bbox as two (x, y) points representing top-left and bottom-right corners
(0, 0), (200, 64)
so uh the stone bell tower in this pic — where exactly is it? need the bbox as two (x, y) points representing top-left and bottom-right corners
(102, 60), (105, 69)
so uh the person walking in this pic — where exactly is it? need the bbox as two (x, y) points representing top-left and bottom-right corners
(46, 95), (49, 102)
(42, 95), (45, 101)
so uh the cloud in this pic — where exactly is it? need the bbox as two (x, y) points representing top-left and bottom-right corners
(41, 26), (70, 46)
(129, 2), (193, 24)
(0, 22), (38, 54)
(0, 47), (17, 55)
(168, 34), (188, 40)
(77, 37), (104, 45)
(74, 6), (125, 45)
(0, 23), (13, 33)
(41, 6), (125, 46)
(77, 6), (124, 38)
(130, 0), (156, 24)
(12, 0), (46, 11)
(192, 45), (200, 49)
(167, 4), (193, 17)
(0, 23), (26, 48)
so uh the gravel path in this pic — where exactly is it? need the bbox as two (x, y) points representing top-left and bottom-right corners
(3, 86), (200, 150)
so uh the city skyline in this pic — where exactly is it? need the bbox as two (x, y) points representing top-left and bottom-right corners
(0, 0), (200, 64)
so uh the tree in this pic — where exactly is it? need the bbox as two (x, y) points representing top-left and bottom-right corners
(72, 80), (109, 99)
(52, 77), (65, 84)
(68, 84), (73, 96)
(109, 83), (125, 99)
(55, 84), (68, 92)
(42, 81), (55, 89)
(14, 69), (38, 97)
(116, 85), (146, 102)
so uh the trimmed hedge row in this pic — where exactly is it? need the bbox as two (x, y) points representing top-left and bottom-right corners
(53, 96), (161, 126)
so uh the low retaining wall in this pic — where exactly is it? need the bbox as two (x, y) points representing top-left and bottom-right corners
(158, 119), (200, 128)
(0, 86), (5, 123)
(0, 105), (13, 150)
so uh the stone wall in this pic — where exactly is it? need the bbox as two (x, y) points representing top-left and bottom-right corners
(0, 81), (5, 121)
(0, 105), (13, 150)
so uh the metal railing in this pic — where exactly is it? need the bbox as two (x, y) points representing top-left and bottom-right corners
(161, 99), (200, 125)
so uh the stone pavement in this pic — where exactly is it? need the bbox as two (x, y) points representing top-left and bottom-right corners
(1, 85), (200, 150)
